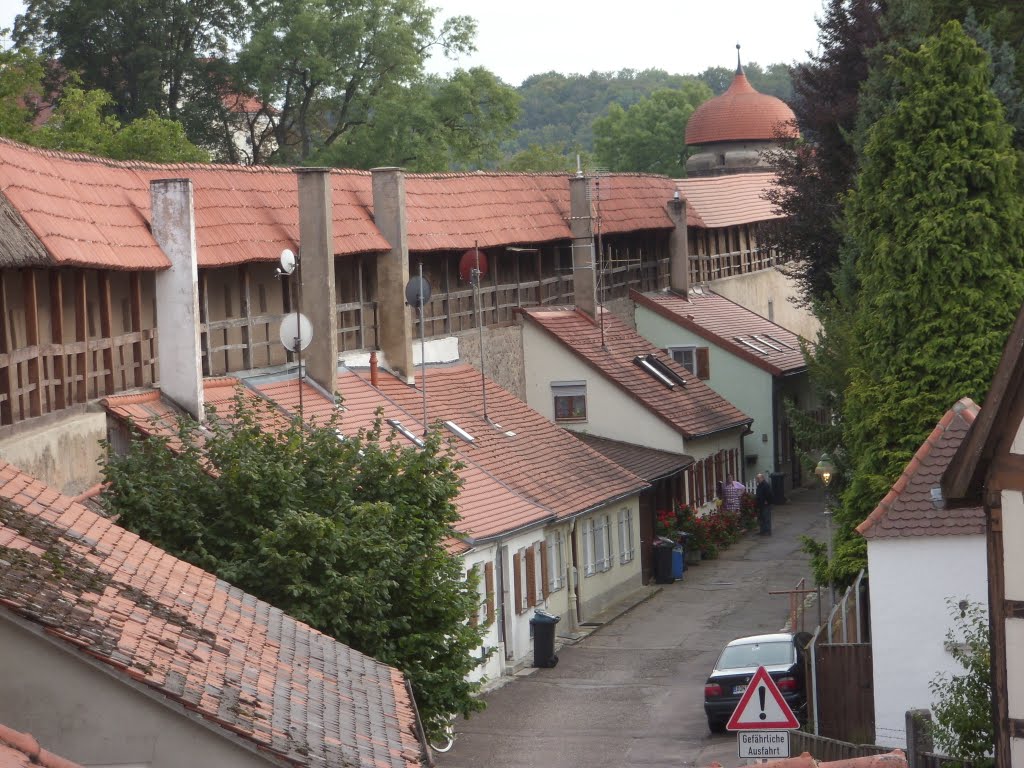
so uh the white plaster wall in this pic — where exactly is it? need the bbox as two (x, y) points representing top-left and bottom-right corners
(0, 411), (107, 495)
(0, 616), (270, 768)
(635, 306), (773, 475)
(707, 267), (821, 341)
(573, 495), (643, 621)
(489, 525), (553, 671)
(521, 321), (687, 454)
(1003, 491), (1024, 602)
(461, 543), (503, 684)
(1007, 617), (1024, 720)
(866, 535), (988, 749)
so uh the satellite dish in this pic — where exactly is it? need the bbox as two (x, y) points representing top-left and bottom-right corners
(405, 275), (432, 309)
(458, 249), (488, 286)
(278, 248), (297, 276)
(279, 312), (313, 352)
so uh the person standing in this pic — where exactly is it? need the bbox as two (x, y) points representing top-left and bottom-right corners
(722, 474), (744, 513)
(755, 472), (773, 535)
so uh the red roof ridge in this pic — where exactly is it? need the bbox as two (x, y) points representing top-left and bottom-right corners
(858, 397), (981, 538)
(100, 389), (163, 407)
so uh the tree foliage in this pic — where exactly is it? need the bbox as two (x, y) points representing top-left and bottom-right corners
(592, 85), (711, 176)
(501, 142), (588, 172)
(100, 390), (488, 740)
(929, 600), (993, 766)
(834, 21), (1024, 582)
(0, 41), (46, 142)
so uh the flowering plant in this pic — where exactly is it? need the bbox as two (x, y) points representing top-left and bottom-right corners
(655, 508), (679, 538)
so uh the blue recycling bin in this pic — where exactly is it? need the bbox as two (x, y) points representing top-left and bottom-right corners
(672, 545), (684, 580)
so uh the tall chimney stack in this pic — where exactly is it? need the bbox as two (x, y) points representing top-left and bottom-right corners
(569, 174), (597, 319)
(296, 168), (338, 396)
(371, 167), (414, 383)
(667, 192), (690, 295)
(151, 179), (204, 421)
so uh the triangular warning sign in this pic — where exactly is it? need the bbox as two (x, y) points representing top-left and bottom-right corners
(726, 666), (800, 730)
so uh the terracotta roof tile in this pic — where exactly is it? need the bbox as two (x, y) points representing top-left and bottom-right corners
(366, 364), (648, 517)
(0, 461), (423, 768)
(858, 398), (985, 539)
(572, 433), (693, 482)
(677, 172), (783, 229)
(632, 288), (807, 375)
(0, 724), (82, 768)
(685, 71), (799, 145)
(522, 307), (752, 439)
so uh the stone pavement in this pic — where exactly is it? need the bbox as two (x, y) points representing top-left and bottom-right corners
(438, 487), (830, 768)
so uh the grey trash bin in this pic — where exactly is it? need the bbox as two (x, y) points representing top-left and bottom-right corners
(770, 472), (786, 504)
(530, 609), (560, 668)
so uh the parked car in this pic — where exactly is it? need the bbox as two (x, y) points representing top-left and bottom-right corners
(703, 632), (810, 733)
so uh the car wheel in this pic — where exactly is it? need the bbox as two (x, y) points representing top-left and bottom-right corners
(707, 718), (726, 734)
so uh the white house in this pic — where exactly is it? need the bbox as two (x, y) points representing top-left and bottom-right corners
(856, 398), (987, 750)
(632, 286), (814, 492)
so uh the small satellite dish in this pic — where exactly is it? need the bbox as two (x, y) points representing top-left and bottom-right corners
(405, 275), (432, 308)
(279, 312), (313, 352)
(458, 249), (488, 286)
(278, 248), (297, 276)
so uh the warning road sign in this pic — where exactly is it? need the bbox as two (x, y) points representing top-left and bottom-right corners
(726, 666), (800, 731)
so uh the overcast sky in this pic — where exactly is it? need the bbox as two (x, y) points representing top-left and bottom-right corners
(0, 0), (826, 86)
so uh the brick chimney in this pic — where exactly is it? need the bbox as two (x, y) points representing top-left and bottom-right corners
(150, 179), (203, 420)
(371, 167), (414, 383)
(667, 191), (689, 295)
(569, 174), (597, 319)
(295, 168), (338, 396)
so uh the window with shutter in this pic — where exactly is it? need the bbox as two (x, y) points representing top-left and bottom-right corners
(545, 531), (564, 591)
(513, 551), (523, 614)
(582, 519), (595, 576)
(484, 561), (495, 624)
(540, 540), (550, 598)
(467, 567), (478, 627)
(525, 546), (537, 607)
(593, 517), (605, 572)
(619, 508), (635, 564)
(696, 347), (710, 379)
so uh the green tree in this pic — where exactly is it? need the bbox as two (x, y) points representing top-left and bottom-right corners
(835, 21), (1024, 581)
(0, 41), (45, 142)
(29, 86), (209, 162)
(929, 600), (993, 766)
(100, 390), (488, 741)
(592, 85), (711, 176)
(313, 68), (520, 171)
(502, 143), (588, 172)
(235, 0), (475, 163)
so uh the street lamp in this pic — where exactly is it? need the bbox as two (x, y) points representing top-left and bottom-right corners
(814, 454), (836, 607)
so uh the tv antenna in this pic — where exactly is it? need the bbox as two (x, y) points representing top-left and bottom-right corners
(276, 248), (310, 422)
(405, 265), (432, 435)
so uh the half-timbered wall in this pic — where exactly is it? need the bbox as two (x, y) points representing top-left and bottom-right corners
(688, 222), (783, 284)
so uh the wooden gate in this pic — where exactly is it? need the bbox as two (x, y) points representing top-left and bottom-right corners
(812, 642), (874, 744)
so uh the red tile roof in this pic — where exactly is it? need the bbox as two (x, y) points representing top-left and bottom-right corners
(572, 433), (693, 483)
(521, 307), (752, 439)
(677, 172), (783, 228)
(685, 71), (799, 145)
(858, 398), (985, 539)
(366, 364), (648, 517)
(631, 288), (807, 376)
(0, 138), (386, 270)
(252, 372), (556, 542)
(0, 460), (423, 768)
(0, 725), (81, 768)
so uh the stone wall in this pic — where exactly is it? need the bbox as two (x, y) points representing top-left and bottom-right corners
(454, 322), (525, 400)
(0, 408), (107, 494)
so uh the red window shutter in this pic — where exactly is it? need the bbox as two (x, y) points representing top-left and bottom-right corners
(526, 547), (537, 607)
(696, 347), (710, 379)
(686, 466), (695, 505)
(696, 460), (705, 505)
(540, 540), (550, 598)
(715, 451), (723, 488)
(513, 551), (523, 615)
(729, 449), (736, 477)
(484, 561), (495, 624)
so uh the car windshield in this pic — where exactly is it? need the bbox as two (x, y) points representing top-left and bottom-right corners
(717, 640), (794, 670)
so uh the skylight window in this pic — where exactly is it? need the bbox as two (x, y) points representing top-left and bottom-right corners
(386, 418), (425, 447)
(444, 420), (475, 443)
(763, 333), (795, 350)
(734, 337), (770, 355)
(633, 354), (685, 389)
(752, 334), (785, 352)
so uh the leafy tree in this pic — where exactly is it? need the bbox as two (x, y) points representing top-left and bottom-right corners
(0, 40), (46, 142)
(101, 390), (487, 742)
(502, 143), (588, 172)
(835, 21), (1024, 582)
(235, 0), (475, 163)
(929, 600), (993, 766)
(697, 61), (794, 100)
(312, 68), (520, 171)
(29, 86), (209, 161)
(592, 85), (711, 176)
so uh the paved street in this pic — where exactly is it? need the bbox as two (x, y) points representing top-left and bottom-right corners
(438, 488), (828, 768)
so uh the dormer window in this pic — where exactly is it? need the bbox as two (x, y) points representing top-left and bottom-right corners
(552, 381), (587, 423)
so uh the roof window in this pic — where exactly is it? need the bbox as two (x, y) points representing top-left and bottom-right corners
(444, 420), (475, 443)
(386, 418), (425, 447)
(762, 333), (795, 350)
(752, 334), (785, 352)
(633, 354), (686, 389)
(734, 337), (770, 355)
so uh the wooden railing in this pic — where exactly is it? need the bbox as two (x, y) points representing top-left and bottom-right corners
(690, 245), (784, 284)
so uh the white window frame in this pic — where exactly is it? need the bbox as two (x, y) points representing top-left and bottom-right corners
(588, 514), (613, 574)
(545, 530), (564, 592)
(517, 547), (529, 612)
(552, 380), (588, 423)
(618, 507), (635, 564)
(668, 346), (697, 376)
(582, 518), (595, 576)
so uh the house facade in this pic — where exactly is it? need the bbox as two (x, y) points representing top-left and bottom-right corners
(856, 398), (987, 751)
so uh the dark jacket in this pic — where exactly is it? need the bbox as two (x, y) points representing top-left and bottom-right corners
(755, 480), (773, 509)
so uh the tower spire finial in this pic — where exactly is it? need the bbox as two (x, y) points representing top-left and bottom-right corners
(736, 43), (743, 75)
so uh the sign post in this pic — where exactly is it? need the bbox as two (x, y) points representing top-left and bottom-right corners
(726, 666), (800, 764)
